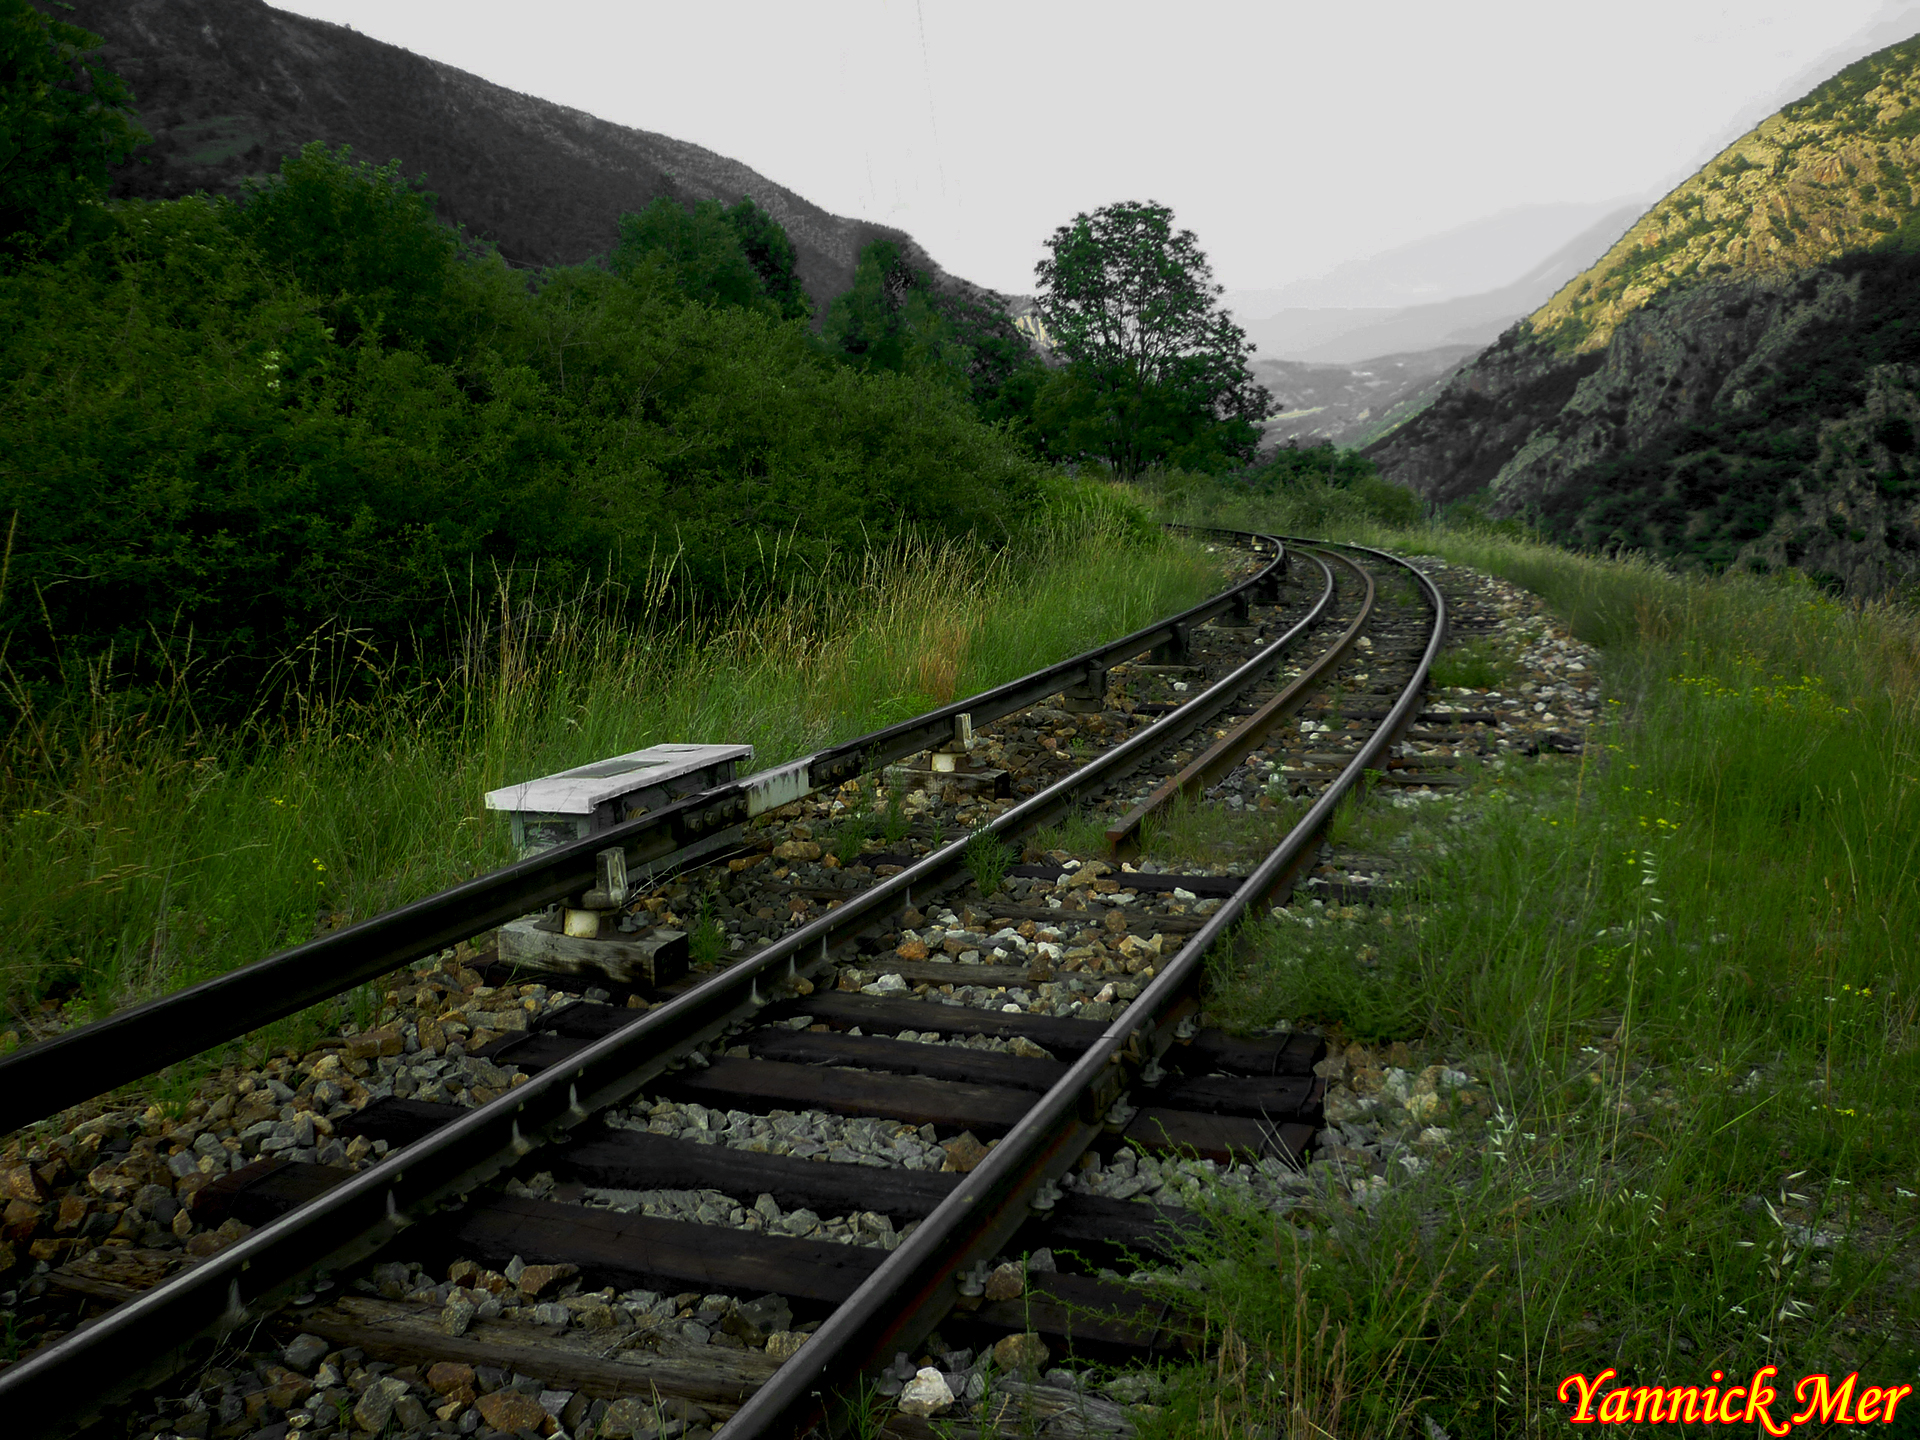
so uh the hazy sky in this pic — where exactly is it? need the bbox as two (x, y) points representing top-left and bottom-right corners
(276, 0), (1920, 300)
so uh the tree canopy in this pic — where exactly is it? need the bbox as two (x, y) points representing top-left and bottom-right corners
(822, 238), (1045, 433)
(0, 0), (145, 262)
(1033, 201), (1272, 478)
(0, 145), (1062, 718)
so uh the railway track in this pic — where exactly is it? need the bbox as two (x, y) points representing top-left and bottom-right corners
(0, 531), (1446, 1440)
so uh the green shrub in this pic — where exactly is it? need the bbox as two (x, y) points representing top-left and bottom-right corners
(0, 147), (1063, 719)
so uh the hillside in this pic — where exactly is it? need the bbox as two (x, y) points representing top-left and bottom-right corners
(38, 0), (954, 308)
(1255, 346), (1476, 449)
(1530, 34), (1920, 354)
(1367, 32), (1920, 595)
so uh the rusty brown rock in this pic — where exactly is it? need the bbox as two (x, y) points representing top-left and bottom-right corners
(2, 1198), (40, 1240)
(262, 1366), (313, 1409)
(982, 1262), (1025, 1301)
(475, 1390), (549, 1432)
(517, 1261), (578, 1297)
(2, 1165), (48, 1202)
(427, 1361), (476, 1396)
(54, 1195), (87, 1232)
(940, 1132), (989, 1174)
(893, 938), (930, 962)
(346, 1025), (404, 1060)
(991, 1332), (1050, 1373)
(85, 1159), (144, 1205)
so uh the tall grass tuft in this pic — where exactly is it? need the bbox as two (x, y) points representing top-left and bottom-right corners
(0, 518), (1221, 1026)
(1148, 495), (1920, 1432)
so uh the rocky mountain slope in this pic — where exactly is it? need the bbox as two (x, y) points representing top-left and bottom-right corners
(41, 0), (951, 307)
(1254, 346), (1476, 448)
(1530, 34), (1920, 353)
(1368, 32), (1920, 595)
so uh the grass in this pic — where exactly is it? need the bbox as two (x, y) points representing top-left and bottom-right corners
(1137, 791), (1306, 872)
(965, 826), (1016, 898)
(1131, 500), (1920, 1437)
(0, 513), (1224, 1055)
(1428, 634), (1519, 691)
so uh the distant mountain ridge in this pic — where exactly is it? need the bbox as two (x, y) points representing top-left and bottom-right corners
(1368, 32), (1920, 597)
(1237, 206), (1639, 364)
(39, 0), (965, 308)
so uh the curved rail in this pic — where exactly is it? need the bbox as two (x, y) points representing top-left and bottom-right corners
(0, 533), (1341, 1435)
(0, 531), (1288, 1135)
(715, 539), (1445, 1437)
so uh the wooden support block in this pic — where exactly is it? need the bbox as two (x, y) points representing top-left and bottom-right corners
(765, 992), (1106, 1055)
(746, 1029), (1070, 1092)
(873, 958), (1047, 989)
(893, 766), (1011, 799)
(660, 1058), (1035, 1136)
(427, 1194), (884, 1304)
(268, 1294), (777, 1417)
(1172, 1029), (1324, 1076)
(1150, 1074), (1323, 1124)
(334, 1096), (469, 1147)
(553, 1131), (959, 1221)
(1029, 1193), (1201, 1262)
(1120, 1109), (1309, 1165)
(190, 1157), (350, 1226)
(474, 1030), (588, 1073)
(964, 1271), (1196, 1354)
(498, 914), (689, 987)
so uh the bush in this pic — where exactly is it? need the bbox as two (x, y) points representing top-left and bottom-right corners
(0, 147), (1062, 719)
(1231, 444), (1426, 529)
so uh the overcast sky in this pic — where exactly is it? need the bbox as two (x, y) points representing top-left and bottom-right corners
(277, 0), (1920, 302)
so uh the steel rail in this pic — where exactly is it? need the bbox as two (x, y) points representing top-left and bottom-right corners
(0, 547), (1340, 1437)
(717, 541), (1446, 1438)
(1105, 548), (1377, 853)
(0, 531), (1288, 1136)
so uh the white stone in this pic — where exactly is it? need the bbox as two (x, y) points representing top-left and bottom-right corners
(898, 1367), (955, 1416)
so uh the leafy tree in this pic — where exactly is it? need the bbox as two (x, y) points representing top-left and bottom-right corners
(822, 239), (967, 386)
(722, 196), (811, 320)
(823, 239), (1046, 437)
(1034, 200), (1273, 478)
(935, 283), (1048, 430)
(0, 0), (145, 263)
(221, 142), (467, 356)
(611, 196), (769, 312)
(0, 174), (1052, 716)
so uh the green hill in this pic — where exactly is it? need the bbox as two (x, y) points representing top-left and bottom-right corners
(1368, 32), (1920, 595)
(1530, 35), (1920, 352)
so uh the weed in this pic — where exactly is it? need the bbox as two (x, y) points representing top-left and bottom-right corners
(1142, 488), (1920, 1428)
(1030, 809), (1112, 856)
(688, 895), (726, 966)
(1138, 791), (1303, 870)
(0, 521), (1223, 1023)
(879, 774), (911, 846)
(965, 828), (1015, 897)
(832, 813), (873, 866)
(1428, 634), (1517, 690)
